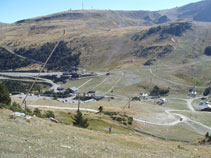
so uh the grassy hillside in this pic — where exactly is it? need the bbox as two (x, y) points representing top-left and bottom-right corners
(0, 10), (211, 90)
(0, 18), (201, 71)
(1, 108), (211, 158)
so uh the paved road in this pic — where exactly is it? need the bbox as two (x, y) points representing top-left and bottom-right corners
(0, 74), (61, 92)
(0, 72), (63, 77)
(28, 105), (98, 113)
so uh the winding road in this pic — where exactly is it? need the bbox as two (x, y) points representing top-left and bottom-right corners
(28, 95), (211, 135)
(134, 97), (211, 134)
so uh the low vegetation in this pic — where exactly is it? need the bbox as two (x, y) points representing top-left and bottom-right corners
(103, 111), (133, 125)
(15, 41), (81, 71)
(0, 47), (31, 71)
(0, 83), (11, 105)
(203, 87), (211, 96)
(199, 132), (211, 145)
(1, 80), (47, 94)
(43, 90), (72, 99)
(150, 85), (170, 96)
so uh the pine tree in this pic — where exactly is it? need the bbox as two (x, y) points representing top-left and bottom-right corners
(0, 83), (11, 105)
(73, 110), (89, 128)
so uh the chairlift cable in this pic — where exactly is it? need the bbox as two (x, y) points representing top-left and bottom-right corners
(21, 30), (65, 106)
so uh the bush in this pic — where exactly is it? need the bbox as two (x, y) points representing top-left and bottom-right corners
(73, 111), (89, 128)
(0, 83), (11, 105)
(112, 116), (126, 122)
(33, 108), (42, 118)
(9, 102), (24, 113)
(150, 86), (169, 96)
(0, 103), (7, 109)
(128, 117), (133, 125)
(44, 111), (55, 118)
(103, 111), (118, 116)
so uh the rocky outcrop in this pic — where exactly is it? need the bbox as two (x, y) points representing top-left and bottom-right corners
(156, 15), (170, 24)
(132, 22), (192, 41)
(132, 45), (174, 58)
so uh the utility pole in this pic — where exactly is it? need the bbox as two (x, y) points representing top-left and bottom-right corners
(82, 0), (84, 10)
(150, 73), (153, 86)
(24, 100), (27, 116)
(77, 93), (80, 111)
(128, 97), (131, 108)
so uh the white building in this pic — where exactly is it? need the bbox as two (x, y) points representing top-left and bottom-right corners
(190, 90), (197, 97)
(201, 102), (211, 111)
(140, 93), (148, 100)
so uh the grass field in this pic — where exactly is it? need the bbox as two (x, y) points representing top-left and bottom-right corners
(1, 109), (211, 158)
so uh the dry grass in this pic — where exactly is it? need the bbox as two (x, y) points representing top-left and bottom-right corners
(1, 109), (211, 158)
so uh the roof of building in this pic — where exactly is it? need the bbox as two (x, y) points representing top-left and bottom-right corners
(141, 93), (148, 97)
(93, 96), (104, 100)
(69, 87), (78, 92)
(87, 90), (96, 93)
(201, 103), (211, 110)
(191, 91), (197, 94)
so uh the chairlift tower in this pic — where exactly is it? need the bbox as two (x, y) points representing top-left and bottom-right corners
(77, 93), (80, 111)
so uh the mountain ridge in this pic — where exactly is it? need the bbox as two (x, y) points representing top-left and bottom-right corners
(0, 0), (211, 71)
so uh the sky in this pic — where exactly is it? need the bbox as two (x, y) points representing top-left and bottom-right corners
(0, 0), (202, 23)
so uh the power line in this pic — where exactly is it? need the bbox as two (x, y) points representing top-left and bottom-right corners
(82, 0), (84, 10)
(21, 30), (65, 110)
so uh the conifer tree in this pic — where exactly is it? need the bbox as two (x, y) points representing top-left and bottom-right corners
(73, 110), (89, 128)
